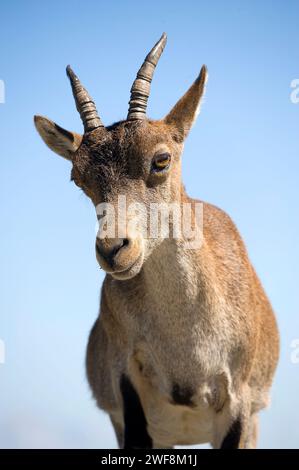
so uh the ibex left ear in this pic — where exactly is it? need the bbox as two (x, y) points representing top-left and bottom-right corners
(34, 115), (82, 161)
(164, 65), (208, 140)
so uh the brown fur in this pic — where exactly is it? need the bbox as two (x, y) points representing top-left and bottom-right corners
(34, 56), (279, 449)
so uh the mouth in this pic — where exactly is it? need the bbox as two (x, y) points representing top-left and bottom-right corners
(109, 251), (144, 280)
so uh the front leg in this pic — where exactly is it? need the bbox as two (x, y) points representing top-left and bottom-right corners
(212, 389), (256, 449)
(120, 374), (153, 449)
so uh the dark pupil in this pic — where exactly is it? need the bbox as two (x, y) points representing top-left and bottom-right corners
(154, 153), (170, 169)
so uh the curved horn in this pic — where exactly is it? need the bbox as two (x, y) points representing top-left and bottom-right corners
(127, 33), (167, 121)
(66, 65), (104, 132)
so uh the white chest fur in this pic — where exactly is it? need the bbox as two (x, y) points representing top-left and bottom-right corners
(146, 397), (214, 447)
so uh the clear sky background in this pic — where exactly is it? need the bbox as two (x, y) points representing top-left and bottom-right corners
(0, 0), (298, 448)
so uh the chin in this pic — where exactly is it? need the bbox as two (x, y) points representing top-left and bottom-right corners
(110, 251), (144, 281)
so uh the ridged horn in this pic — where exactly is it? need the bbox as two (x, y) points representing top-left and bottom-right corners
(66, 65), (104, 133)
(127, 33), (167, 121)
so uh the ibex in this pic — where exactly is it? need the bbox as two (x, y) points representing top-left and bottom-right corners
(34, 33), (279, 449)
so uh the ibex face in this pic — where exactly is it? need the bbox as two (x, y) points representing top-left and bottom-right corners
(34, 34), (207, 279)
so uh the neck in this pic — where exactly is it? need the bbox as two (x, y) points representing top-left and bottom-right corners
(141, 185), (207, 300)
(141, 237), (205, 307)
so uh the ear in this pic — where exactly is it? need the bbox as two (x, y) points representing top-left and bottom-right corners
(34, 115), (82, 160)
(164, 65), (208, 140)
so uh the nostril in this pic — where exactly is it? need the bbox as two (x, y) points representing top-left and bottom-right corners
(111, 238), (129, 258)
(122, 238), (129, 248)
(96, 238), (130, 265)
(96, 241), (103, 258)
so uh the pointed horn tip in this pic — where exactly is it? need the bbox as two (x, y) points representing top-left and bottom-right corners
(156, 32), (167, 50)
(148, 32), (167, 56)
(160, 32), (167, 42)
(66, 65), (76, 79)
(146, 32), (167, 64)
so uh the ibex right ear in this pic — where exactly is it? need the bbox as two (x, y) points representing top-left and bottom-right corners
(34, 115), (82, 161)
(164, 65), (208, 140)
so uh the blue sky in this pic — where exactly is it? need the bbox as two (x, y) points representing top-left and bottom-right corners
(0, 0), (298, 448)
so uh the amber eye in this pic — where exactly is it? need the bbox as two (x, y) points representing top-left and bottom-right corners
(151, 153), (171, 173)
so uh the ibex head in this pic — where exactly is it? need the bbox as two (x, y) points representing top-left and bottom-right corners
(34, 33), (207, 280)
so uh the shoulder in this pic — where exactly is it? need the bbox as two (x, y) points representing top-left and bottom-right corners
(188, 197), (241, 237)
(188, 198), (249, 258)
